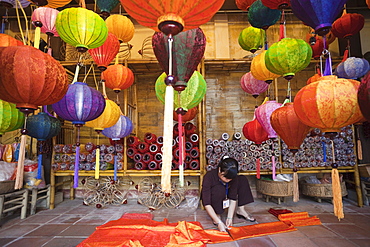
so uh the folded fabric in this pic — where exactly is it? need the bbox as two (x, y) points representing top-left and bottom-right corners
(278, 212), (322, 227)
(268, 208), (293, 217)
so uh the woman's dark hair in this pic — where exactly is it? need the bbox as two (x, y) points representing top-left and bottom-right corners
(218, 157), (238, 179)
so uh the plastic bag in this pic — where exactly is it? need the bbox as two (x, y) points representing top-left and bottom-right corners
(23, 159), (46, 189)
(0, 161), (17, 181)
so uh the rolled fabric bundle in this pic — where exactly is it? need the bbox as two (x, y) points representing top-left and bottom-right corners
(221, 132), (230, 141)
(100, 162), (108, 171)
(142, 153), (153, 164)
(104, 153), (114, 163)
(100, 144), (107, 153)
(219, 140), (226, 147)
(134, 162), (147, 170)
(134, 153), (143, 163)
(173, 147), (180, 160)
(158, 162), (163, 169)
(156, 136), (164, 146)
(233, 132), (242, 140)
(126, 147), (137, 158)
(60, 163), (69, 170)
(117, 161), (123, 170)
(171, 161), (179, 170)
(154, 153), (162, 162)
(107, 145), (115, 154)
(184, 162), (189, 170)
(79, 153), (87, 162)
(54, 154), (61, 162)
(189, 133), (199, 145)
(185, 141), (193, 151)
(86, 153), (96, 162)
(72, 144), (77, 153)
(117, 152), (124, 161)
(138, 142), (149, 154)
(85, 162), (92, 171)
(52, 163), (58, 171)
(189, 160), (200, 170)
(185, 152), (192, 164)
(212, 139), (219, 146)
(62, 144), (73, 154)
(206, 138), (213, 145)
(127, 136), (140, 147)
(172, 139), (177, 147)
(173, 123), (179, 137)
(206, 145), (214, 152)
(148, 160), (159, 170)
(175, 135), (180, 144)
(61, 154), (71, 163)
(115, 144), (124, 153)
(190, 147), (200, 159)
(85, 142), (96, 153)
(79, 163), (84, 170)
(149, 143), (159, 153)
(54, 144), (64, 153)
(144, 132), (157, 144)
(70, 154), (76, 162)
(184, 122), (197, 137)
(214, 146), (222, 153)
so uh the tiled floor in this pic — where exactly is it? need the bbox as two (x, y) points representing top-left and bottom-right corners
(0, 195), (369, 247)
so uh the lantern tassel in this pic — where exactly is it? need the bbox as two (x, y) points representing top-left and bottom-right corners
(114, 153), (117, 181)
(256, 158), (260, 179)
(34, 26), (41, 49)
(95, 147), (100, 179)
(14, 134), (27, 189)
(37, 153), (43, 180)
(74, 145), (80, 188)
(331, 140), (344, 220)
(178, 112), (184, 187)
(357, 139), (363, 160)
(322, 141), (327, 162)
(272, 156), (276, 180)
(341, 49), (349, 63)
(293, 171), (299, 202)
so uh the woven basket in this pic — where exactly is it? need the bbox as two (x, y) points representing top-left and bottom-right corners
(301, 181), (348, 198)
(257, 179), (293, 197)
(0, 180), (16, 194)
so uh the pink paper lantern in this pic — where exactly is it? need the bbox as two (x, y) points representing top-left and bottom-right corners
(240, 72), (269, 98)
(255, 100), (282, 138)
(31, 7), (59, 37)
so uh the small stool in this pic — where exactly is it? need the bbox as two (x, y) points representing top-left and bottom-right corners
(29, 185), (51, 215)
(0, 189), (29, 220)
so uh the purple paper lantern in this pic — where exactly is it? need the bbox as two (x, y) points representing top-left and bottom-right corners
(255, 100), (282, 138)
(335, 57), (370, 79)
(290, 0), (347, 36)
(240, 72), (269, 98)
(102, 115), (133, 140)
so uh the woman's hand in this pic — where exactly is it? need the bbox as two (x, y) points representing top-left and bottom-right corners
(226, 217), (233, 228)
(216, 221), (228, 232)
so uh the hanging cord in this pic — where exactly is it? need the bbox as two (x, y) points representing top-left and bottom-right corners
(279, 9), (286, 41)
(82, 62), (95, 84)
(1, 9), (8, 34)
(15, 0), (29, 45)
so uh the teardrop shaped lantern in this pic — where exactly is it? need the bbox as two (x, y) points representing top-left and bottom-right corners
(335, 57), (370, 80)
(251, 50), (280, 84)
(155, 71), (207, 111)
(358, 73), (370, 121)
(236, 0), (256, 10)
(270, 102), (311, 151)
(88, 33), (120, 71)
(173, 107), (198, 122)
(248, 0), (281, 30)
(294, 75), (363, 133)
(31, 7), (59, 37)
(0, 34), (20, 46)
(55, 7), (108, 52)
(105, 15), (135, 43)
(102, 115), (133, 140)
(238, 26), (265, 53)
(265, 38), (312, 80)
(255, 100), (282, 138)
(102, 64), (135, 93)
(242, 116), (269, 145)
(240, 72), (269, 98)
(96, 0), (120, 18)
(290, 0), (347, 36)
(27, 112), (61, 141)
(331, 13), (364, 39)
(85, 98), (121, 131)
(261, 0), (290, 9)
(0, 99), (24, 136)
(152, 27), (206, 91)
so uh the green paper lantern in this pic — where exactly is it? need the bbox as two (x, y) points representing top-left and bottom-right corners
(238, 26), (265, 53)
(55, 7), (108, 52)
(0, 99), (25, 136)
(265, 38), (312, 80)
(155, 71), (206, 111)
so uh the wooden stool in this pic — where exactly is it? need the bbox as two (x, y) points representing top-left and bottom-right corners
(29, 185), (51, 215)
(0, 189), (29, 220)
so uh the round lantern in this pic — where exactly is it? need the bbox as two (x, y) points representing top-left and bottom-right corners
(331, 13), (364, 39)
(119, 0), (224, 35)
(27, 112), (61, 141)
(238, 26), (265, 53)
(0, 99), (24, 136)
(152, 27), (206, 91)
(270, 102), (311, 151)
(236, 0), (256, 10)
(88, 33), (120, 71)
(102, 64), (134, 92)
(105, 15), (135, 43)
(102, 115), (133, 140)
(251, 50), (280, 84)
(96, 0), (120, 18)
(294, 75), (363, 133)
(261, 0), (290, 9)
(173, 107), (198, 122)
(85, 98), (121, 131)
(265, 38), (312, 80)
(290, 0), (347, 36)
(31, 7), (59, 37)
(155, 71), (206, 111)
(240, 72), (269, 98)
(55, 7), (108, 52)
(0, 0), (30, 8)
(358, 73), (370, 121)
(248, 0), (281, 30)
(0, 46), (68, 113)
(255, 100), (282, 138)
(242, 117), (269, 145)
(335, 57), (370, 80)
(307, 73), (321, 85)
(29, 0), (72, 8)
(52, 82), (106, 125)
(0, 34), (20, 46)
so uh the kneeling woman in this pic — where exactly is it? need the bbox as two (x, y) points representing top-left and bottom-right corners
(201, 157), (255, 232)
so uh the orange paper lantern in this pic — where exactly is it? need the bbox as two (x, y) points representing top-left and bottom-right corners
(0, 34), (20, 46)
(105, 15), (135, 43)
(102, 64), (134, 92)
(173, 107), (198, 122)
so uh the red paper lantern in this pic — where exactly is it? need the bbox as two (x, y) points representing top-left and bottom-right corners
(88, 32), (120, 71)
(308, 37), (324, 60)
(242, 117), (269, 145)
(270, 102), (311, 151)
(261, 0), (290, 9)
(0, 34), (20, 46)
(102, 64), (134, 93)
(332, 13), (365, 39)
(358, 73), (370, 122)
(173, 107), (198, 122)
(236, 0), (257, 10)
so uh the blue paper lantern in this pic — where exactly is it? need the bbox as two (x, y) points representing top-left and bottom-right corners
(27, 112), (61, 141)
(102, 115), (133, 140)
(248, 0), (281, 30)
(335, 57), (370, 79)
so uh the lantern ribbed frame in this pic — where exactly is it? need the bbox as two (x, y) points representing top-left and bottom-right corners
(251, 50), (280, 83)
(240, 72), (269, 97)
(335, 57), (370, 80)
(31, 7), (59, 37)
(88, 33), (120, 71)
(102, 115), (133, 140)
(332, 13), (365, 39)
(255, 100), (282, 138)
(102, 64), (135, 92)
(0, 99), (24, 135)
(85, 98), (121, 131)
(27, 112), (61, 141)
(105, 15), (135, 43)
(238, 26), (265, 53)
(248, 0), (281, 30)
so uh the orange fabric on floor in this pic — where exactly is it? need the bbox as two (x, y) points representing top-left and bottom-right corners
(278, 212), (322, 227)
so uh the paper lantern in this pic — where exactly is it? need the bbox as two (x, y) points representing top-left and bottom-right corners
(155, 71), (206, 111)
(271, 102), (311, 151)
(261, 0), (290, 9)
(102, 64), (134, 92)
(238, 26), (265, 53)
(251, 50), (280, 84)
(0, 34), (20, 46)
(0, 46), (68, 113)
(332, 13), (364, 39)
(240, 72), (269, 98)
(96, 0), (120, 18)
(290, 0), (347, 36)
(28, 0), (72, 8)
(102, 115), (133, 140)
(308, 36), (324, 59)
(85, 98), (121, 131)
(88, 33), (120, 71)
(55, 7), (108, 52)
(265, 38), (312, 80)
(255, 100), (282, 138)
(0, 0), (30, 8)
(248, 0), (281, 30)
(294, 75), (363, 133)
(173, 107), (198, 122)
(119, 0), (224, 35)
(26, 112), (61, 141)
(152, 27), (206, 91)
(236, 0), (256, 10)
(242, 117), (269, 145)
(0, 99), (24, 136)
(358, 73), (370, 122)
(31, 7), (59, 37)
(105, 15), (135, 43)
(335, 57), (369, 80)
(52, 82), (106, 126)
(307, 73), (321, 85)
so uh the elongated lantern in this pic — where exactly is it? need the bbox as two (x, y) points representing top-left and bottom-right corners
(255, 100), (282, 138)
(102, 64), (134, 92)
(251, 50), (280, 84)
(240, 72), (269, 98)
(242, 117), (269, 145)
(96, 0), (120, 18)
(55, 7), (108, 52)
(238, 26), (265, 53)
(88, 33), (120, 71)
(0, 100), (24, 136)
(335, 57), (369, 80)
(248, 0), (281, 30)
(105, 15), (135, 43)
(265, 38), (312, 80)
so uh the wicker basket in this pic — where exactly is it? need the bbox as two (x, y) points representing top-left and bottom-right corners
(301, 181), (348, 198)
(0, 180), (16, 195)
(257, 179), (293, 197)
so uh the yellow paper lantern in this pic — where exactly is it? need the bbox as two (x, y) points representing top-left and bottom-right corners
(105, 15), (135, 43)
(85, 98), (121, 131)
(251, 50), (280, 84)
